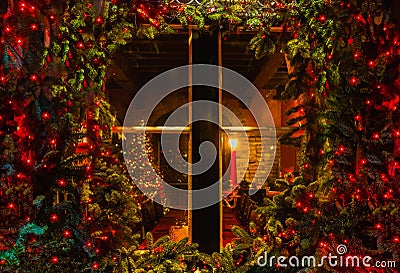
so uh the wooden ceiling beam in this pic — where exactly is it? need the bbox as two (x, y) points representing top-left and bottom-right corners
(108, 55), (136, 92)
(252, 51), (285, 90)
(140, 24), (286, 33)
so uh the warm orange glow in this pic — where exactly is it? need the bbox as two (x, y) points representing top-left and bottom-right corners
(229, 139), (238, 149)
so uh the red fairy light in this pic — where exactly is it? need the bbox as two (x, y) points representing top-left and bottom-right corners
(42, 112), (50, 119)
(30, 24), (38, 30)
(50, 213), (59, 222)
(30, 74), (37, 81)
(76, 41), (85, 49)
(355, 14), (366, 24)
(58, 178), (67, 187)
(384, 193), (389, 199)
(20, 2), (26, 11)
(372, 133), (380, 140)
(63, 229), (71, 238)
(368, 60), (375, 67)
(349, 76), (358, 86)
(318, 15), (326, 22)
(95, 16), (104, 25)
(8, 203), (15, 209)
(50, 256), (59, 264)
(348, 37), (353, 45)
(92, 262), (100, 270)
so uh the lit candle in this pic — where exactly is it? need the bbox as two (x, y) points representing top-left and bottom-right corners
(229, 139), (238, 188)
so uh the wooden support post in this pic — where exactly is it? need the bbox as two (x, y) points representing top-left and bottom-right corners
(191, 30), (220, 254)
(188, 28), (193, 243)
(218, 31), (223, 251)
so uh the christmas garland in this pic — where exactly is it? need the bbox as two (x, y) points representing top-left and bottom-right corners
(1, 0), (400, 272)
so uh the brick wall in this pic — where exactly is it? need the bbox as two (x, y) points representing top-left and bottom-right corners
(234, 131), (280, 189)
